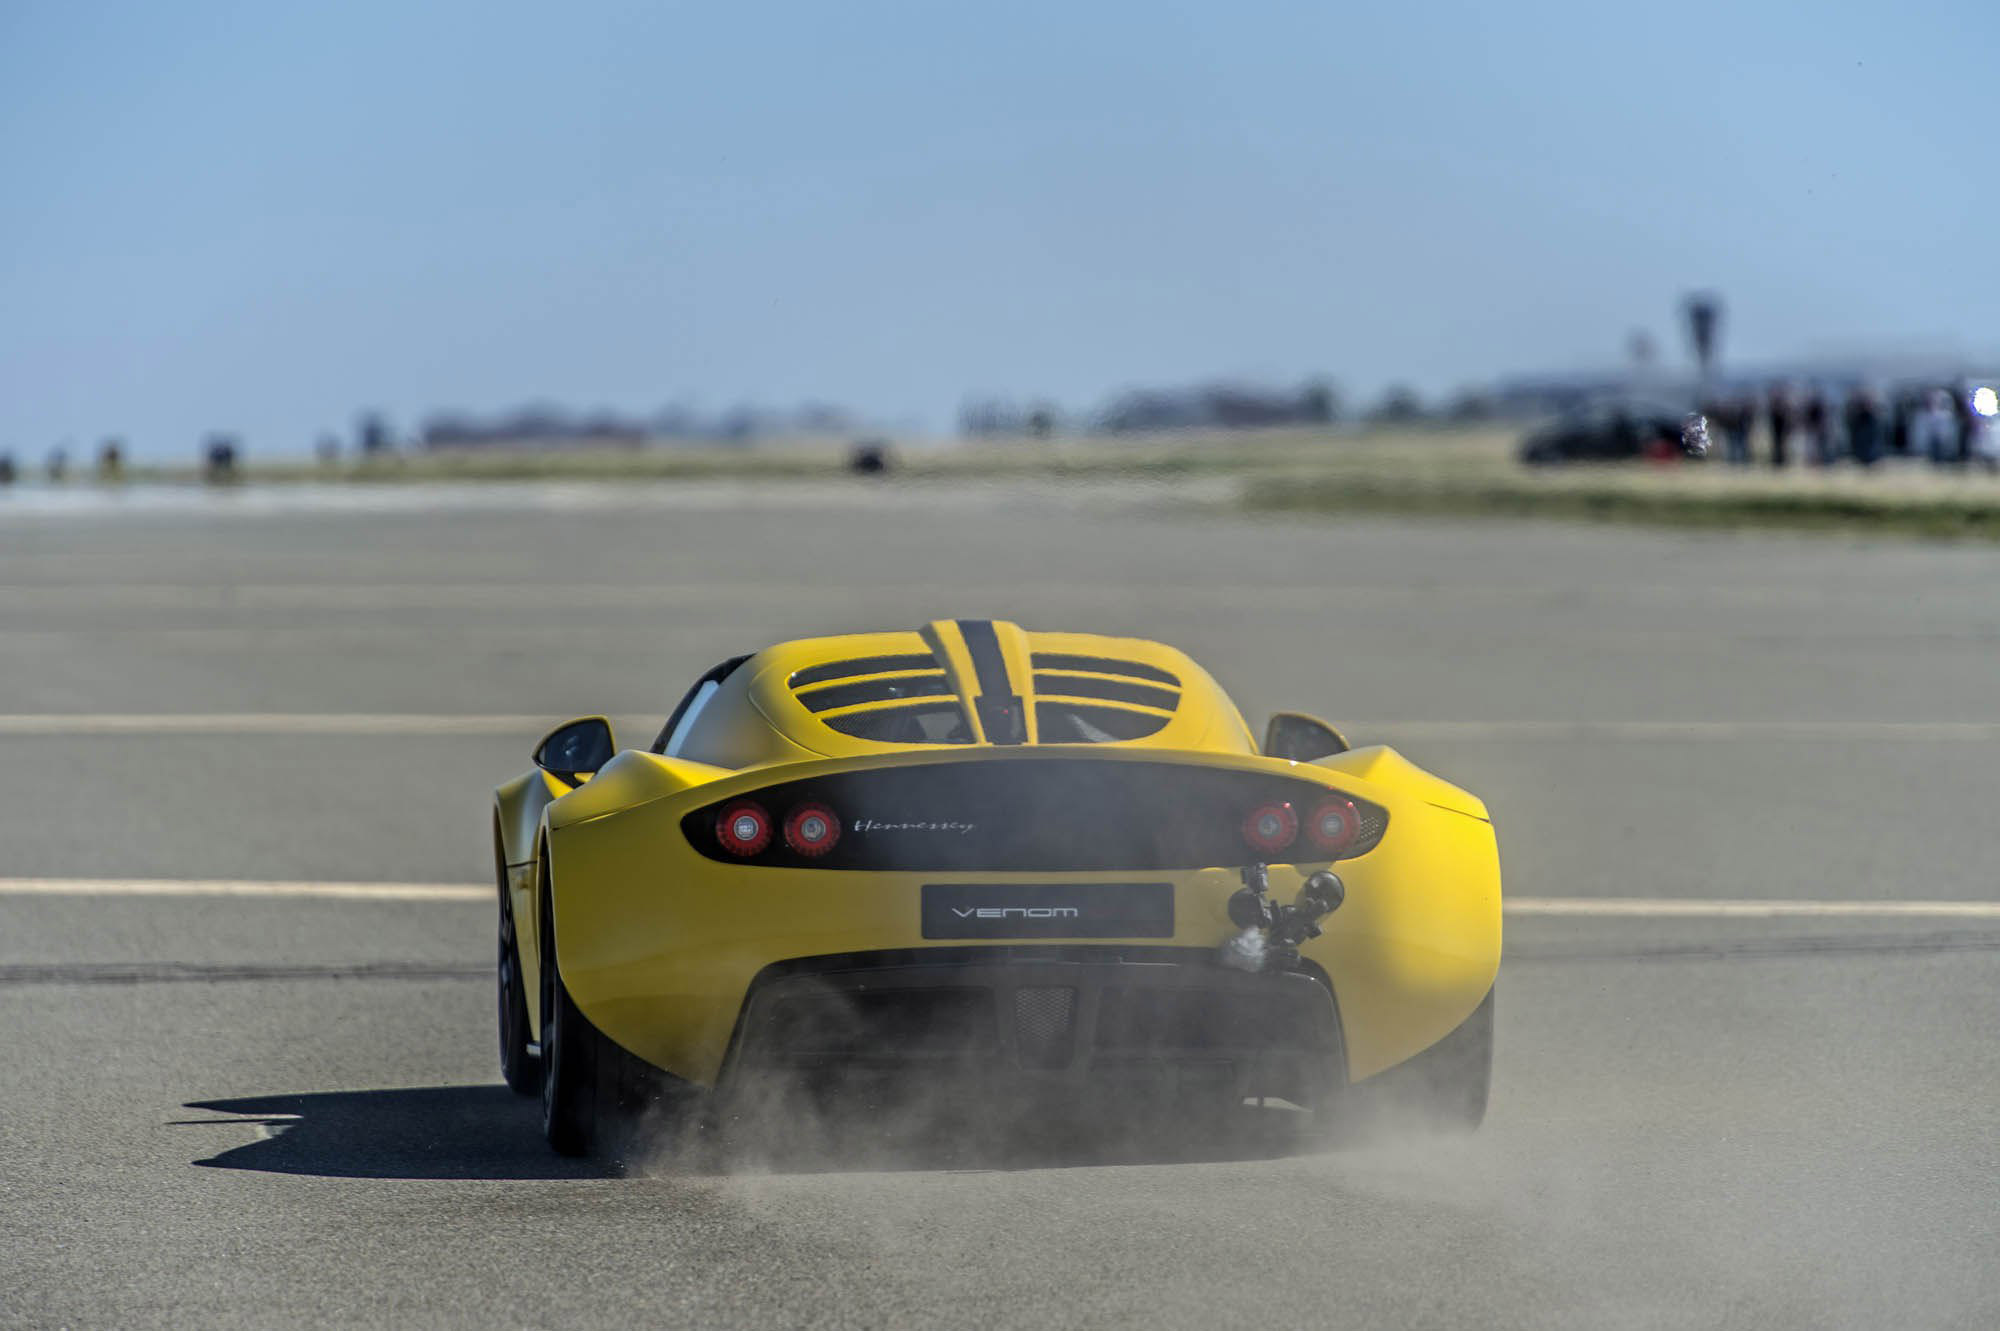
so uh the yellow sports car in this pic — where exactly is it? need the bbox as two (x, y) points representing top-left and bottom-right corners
(492, 619), (1501, 1156)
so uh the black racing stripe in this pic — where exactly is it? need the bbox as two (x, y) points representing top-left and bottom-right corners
(789, 653), (940, 689)
(957, 620), (1013, 698)
(797, 673), (953, 713)
(1029, 652), (1179, 686)
(1033, 672), (1179, 711)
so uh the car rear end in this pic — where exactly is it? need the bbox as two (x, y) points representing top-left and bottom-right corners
(544, 745), (1501, 1108)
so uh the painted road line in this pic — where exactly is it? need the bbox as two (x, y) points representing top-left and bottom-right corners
(1505, 897), (2000, 919)
(0, 714), (553, 735)
(4, 879), (2000, 918)
(0, 879), (490, 901)
(3, 714), (1998, 739)
(0, 961), (487, 987)
(1355, 720), (2000, 741)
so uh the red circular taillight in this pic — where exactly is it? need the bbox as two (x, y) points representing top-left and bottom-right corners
(1242, 801), (1298, 856)
(1306, 798), (1361, 855)
(784, 802), (841, 857)
(715, 800), (773, 856)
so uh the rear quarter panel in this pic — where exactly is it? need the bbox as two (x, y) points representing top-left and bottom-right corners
(1307, 745), (1501, 1078)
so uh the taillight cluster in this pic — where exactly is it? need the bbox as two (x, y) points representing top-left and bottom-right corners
(714, 799), (841, 858)
(685, 766), (1383, 870)
(1242, 796), (1362, 859)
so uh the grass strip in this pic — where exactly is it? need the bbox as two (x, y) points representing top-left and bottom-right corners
(1243, 473), (2000, 541)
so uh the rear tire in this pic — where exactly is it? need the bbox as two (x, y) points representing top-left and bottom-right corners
(1325, 987), (1493, 1139)
(540, 881), (599, 1156)
(1390, 986), (1493, 1132)
(497, 887), (539, 1095)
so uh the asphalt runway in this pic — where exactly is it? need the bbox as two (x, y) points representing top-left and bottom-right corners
(4, 481), (1998, 1329)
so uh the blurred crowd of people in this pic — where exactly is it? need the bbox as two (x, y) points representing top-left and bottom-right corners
(0, 435), (244, 487)
(1700, 384), (2000, 469)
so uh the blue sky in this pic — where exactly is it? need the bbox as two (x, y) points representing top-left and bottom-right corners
(1, 0), (1992, 457)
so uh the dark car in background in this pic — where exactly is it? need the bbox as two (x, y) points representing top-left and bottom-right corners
(1519, 400), (1697, 464)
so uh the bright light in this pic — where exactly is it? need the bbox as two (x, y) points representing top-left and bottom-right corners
(1973, 386), (1998, 417)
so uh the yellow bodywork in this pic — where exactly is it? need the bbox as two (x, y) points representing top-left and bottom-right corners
(494, 620), (1501, 1088)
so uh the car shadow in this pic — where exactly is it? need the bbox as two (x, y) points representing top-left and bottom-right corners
(183, 1085), (616, 1180)
(182, 1084), (1333, 1180)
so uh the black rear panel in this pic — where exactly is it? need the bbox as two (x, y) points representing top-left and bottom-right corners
(681, 758), (1386, 870)
(724, 947), (1345, 1104)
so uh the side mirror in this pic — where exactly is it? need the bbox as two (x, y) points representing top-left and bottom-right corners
(1264, 711), (1349, 762)
(534, 716), (616, 781)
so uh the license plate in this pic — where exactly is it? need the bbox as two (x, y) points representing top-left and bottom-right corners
(921, 882), (1174, 939)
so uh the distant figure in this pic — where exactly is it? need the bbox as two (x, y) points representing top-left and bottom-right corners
(1719, 397), (1753, 465)
(1800, 388), (1830, 466)
(0, 453), (16, 485)
(203, 434), (241, 483)
(1889, 391), (1916, 457)
(1765, 387), (1794, 468)
(315, 434), (342, 467)
(358, 413), (392, 456)
(1949, 386), (1975, 465)
(47, 446), (69, 482)
(1843, 390), (1884, 468)
(1972, 402), (2000, 473)
(1913, 391), (1958, 466)
(97, 438), (125, 481)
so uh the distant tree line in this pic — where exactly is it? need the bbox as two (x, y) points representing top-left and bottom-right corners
(416, 401), (860, 450)
(960, 378), (1497, 437)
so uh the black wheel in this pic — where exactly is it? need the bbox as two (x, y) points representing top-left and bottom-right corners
(540, 877), (599, 1156)
(1323, 987), (1492, 1140)
(497, 885), (539, 1095)
(1392, 986), (1493, 1132)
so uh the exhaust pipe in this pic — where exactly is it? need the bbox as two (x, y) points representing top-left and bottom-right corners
(1218, 863), (1343, 974)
